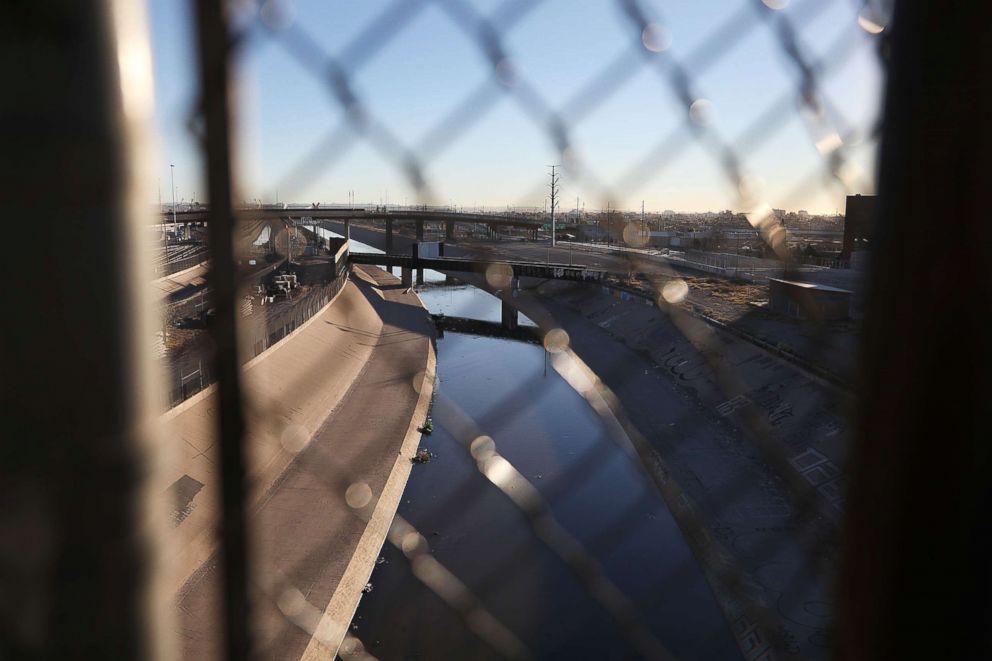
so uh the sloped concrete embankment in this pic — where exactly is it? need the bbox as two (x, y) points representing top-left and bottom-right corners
(441, 270), (845, 658)
(162, 265), (435, 659)
(322, 221), (845, 656)
(523, 279), (848, 658)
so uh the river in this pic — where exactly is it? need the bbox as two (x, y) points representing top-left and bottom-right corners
(327, 249), (740, 658)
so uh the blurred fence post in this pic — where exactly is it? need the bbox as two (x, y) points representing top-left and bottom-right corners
(1, 0), (168, 658)
(192, 0), (252, 658)
(837, 0), (992, 657)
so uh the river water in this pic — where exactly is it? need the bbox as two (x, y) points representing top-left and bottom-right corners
(318, 229), (738, 659)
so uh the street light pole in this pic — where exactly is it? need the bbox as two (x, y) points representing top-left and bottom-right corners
(170, 164), (177, 226)
(158, 178), (165, 244)
(736, 232), (741, 277)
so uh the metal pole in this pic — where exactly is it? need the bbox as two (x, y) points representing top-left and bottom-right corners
(192, 0), (251, 658)
(159, 178), (166, 244)
(549, 164), (558, 249)
(4, 0), (168, 656)
(170, 163), (177, 226)
(837, 0), (992, 658)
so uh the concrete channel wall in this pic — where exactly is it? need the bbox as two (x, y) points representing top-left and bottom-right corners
(162, 265), (436, 658)
(162, 242), (351, 406)
(525, 280), (848, 658)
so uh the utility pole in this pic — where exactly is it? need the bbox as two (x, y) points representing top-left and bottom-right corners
(548, 164), (560, 249)
(158, 179), (165, 243)
(170, 164), (177, 226)
(736, 232), (741, 277)
(641, 200), (646, 247)
(606, 201), (610, 246)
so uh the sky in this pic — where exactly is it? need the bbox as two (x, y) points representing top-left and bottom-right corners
(147, 0), (886, 214)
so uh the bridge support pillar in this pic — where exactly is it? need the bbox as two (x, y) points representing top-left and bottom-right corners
(501, 299), (518, 331)
(344, 218), (351, 242)
(386, 219), (394, 253)
(416, 219), (424, 242)
(401, 267), (412, 288)
(445, 220), (455, 241)
(417, 269), (424, 286)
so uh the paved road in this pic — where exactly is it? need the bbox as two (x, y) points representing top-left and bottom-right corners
(174, 266), (435, 659)
(348, 221), (679, 273)
(462, 238), (671, 272)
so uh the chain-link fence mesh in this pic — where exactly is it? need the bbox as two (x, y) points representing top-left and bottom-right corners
(166, 0), (889, 659)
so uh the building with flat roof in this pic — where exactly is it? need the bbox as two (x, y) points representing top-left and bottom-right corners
(841, 194), (876, 259)
(768, 277), (853, 321)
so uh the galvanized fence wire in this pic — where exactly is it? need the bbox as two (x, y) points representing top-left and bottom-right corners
(180, 0), (884, 658)
(241, 0), (874, 220)
(233, 291), (814, 659)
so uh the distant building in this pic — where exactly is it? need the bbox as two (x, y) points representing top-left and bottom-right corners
(647, 231), (673, 247)
(768, 278), (853, 321)
(841, 194), (876, 259)
(648, 230), (711, 248)
(576, 224), (608, 242)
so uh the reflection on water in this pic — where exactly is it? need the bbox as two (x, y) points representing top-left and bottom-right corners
(317, 229), (735, 657)
(319, 224), (536, 328)
(312, 227), (381, 255)
(351, 328), (737, 658)
(416, 284), (536, 327)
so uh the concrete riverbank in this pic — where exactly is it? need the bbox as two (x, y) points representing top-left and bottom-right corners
(323, 221), (848, 656)
(163, 265), (436, 659)
(513, 278), (846, 658)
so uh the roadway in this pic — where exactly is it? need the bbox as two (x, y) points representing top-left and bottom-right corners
(163, 208), (543, 230)
(319, 219), (680, 278)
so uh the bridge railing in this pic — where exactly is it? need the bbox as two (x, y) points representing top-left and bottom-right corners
(348, 251), (610, 284)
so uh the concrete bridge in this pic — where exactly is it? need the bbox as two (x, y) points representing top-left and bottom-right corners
(431, 314), (542, 345)
(349, 252), (607, 283)
(161, 208), (544, 249)
(349, 250), (609, 330)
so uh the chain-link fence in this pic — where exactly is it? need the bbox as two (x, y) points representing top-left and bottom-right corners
(7, 0), (990, 659)
(164, 0), (896, 659)
(162, 239), (349, 407)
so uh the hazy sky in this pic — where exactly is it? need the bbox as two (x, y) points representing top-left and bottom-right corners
(148, 0), (885, 213)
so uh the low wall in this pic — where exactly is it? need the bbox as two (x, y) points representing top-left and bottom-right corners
(162, 243), (350, 407)
(167, 266), (437, 659)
